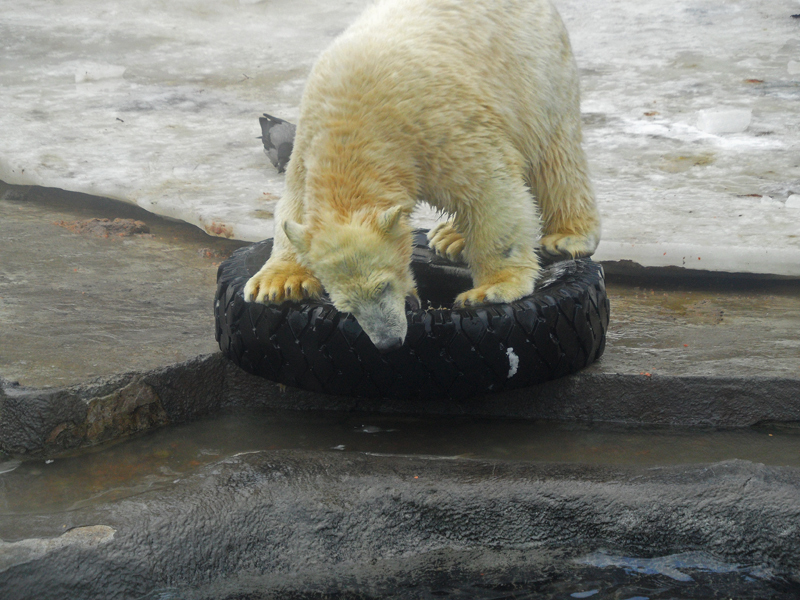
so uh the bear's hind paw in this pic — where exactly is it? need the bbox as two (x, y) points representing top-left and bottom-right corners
(427, 221), (466, 263)
(540, 232), (599, 259)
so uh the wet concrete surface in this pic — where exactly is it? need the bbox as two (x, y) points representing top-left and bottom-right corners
(2, 181), (798, 390)
(0, 182), (246, 388)
(600, 275), (800, 379)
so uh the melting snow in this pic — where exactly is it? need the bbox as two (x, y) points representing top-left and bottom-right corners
(1, 0), (798, 274)
(696, 109), (752, 134)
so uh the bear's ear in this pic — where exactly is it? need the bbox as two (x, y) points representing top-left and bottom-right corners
(282, 220), (308, 253)
(378, 205), (405, 234)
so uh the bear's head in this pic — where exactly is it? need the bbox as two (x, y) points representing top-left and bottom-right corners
(283, 205), (419, 353)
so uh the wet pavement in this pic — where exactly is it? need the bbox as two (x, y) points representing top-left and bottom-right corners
(0, 182), (245, 388)
(2, 181), (798, 389)
(601, 275), (800, 379)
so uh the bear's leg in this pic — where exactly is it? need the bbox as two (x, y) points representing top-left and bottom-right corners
(453, 174), (541, 307)
(244, 182), (323, 304)
(427, 221), (466, 263)
(533, 128), (601, 259)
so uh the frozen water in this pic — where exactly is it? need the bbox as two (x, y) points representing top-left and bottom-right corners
(760, 195), (783, 207)
(575, 550), (762, 583)
(1, 0), (799, 275)
(74, 62), (127, 83)
(696, 109), (752, 134)
(787, 194), (800, 208)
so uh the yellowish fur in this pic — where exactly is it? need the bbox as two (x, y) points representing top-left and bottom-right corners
(244, 0), (600, 349)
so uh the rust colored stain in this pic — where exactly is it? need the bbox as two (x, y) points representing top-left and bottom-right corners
(205, 221), (234, 238)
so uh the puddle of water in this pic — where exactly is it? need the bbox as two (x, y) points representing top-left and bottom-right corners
(0, 409), (798, 517)
(470, 557), (800, 600)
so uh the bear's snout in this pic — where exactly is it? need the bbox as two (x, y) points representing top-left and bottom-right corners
(373, 336), (404, 354)
(350, 301), (408, 354)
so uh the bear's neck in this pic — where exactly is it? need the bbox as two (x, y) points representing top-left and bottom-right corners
(305, 127), (417, 216)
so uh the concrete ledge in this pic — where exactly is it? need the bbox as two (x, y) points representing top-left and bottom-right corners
(0, 451), (797, 598)
(0, 355), (225, 456)
(3, 353), (799, 457)
(601, 259), (800, 281)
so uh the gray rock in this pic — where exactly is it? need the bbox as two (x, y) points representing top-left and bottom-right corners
(1, 451), (798, 599)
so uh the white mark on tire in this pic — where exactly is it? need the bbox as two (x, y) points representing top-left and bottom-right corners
(506, 347), (519, 378)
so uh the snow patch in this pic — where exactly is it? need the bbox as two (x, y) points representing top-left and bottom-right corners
(759, 195), (783, 207)
(696, 109), (751, 134)
(74, 62), (127, 83)
(1, 0), (798, 275)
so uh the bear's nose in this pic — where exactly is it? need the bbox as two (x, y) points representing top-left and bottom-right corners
(375, 337), (404, 354)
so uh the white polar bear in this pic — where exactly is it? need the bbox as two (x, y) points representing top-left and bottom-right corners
(244, 0), (600, 352)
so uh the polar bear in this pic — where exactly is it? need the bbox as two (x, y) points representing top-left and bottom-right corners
(244, 0), (600, 352)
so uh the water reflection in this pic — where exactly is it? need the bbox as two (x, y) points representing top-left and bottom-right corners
(0, 409), (798, 515)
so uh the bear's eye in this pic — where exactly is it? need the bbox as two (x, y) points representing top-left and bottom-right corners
(375, 281), (391, 297)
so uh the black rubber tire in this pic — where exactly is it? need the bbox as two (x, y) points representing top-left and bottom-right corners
(215, 230), (609, 400)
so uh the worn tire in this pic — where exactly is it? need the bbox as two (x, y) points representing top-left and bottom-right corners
(215, 230), (609, 399)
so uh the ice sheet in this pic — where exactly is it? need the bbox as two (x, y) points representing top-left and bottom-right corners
(1, 0), (799, 274)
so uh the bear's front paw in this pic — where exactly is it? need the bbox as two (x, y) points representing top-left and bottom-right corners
(453, 278), (534, 308)
(243, 261), (322, 304)
(540, 232), (599, 259)
(427, 221), (466, 263)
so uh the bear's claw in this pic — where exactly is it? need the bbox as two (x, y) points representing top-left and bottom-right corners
(539, 232), (599, 259)
(244, 262), (322, 304)
(427, 221), (466, 263)
(453, 278), (534, 308)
